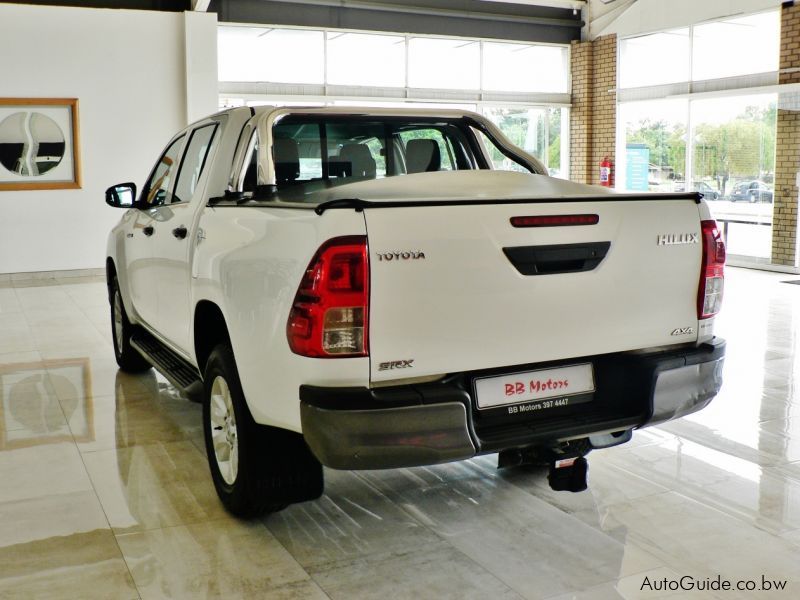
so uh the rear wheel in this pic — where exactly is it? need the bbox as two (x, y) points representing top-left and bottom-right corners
(202, 344), (323, 517)
(110, 277), (151, 372)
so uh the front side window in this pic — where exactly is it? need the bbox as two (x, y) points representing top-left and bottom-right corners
(142, 135), (185, 206)
(173, 124), (218, 204)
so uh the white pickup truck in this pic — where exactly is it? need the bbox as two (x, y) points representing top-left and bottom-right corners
(105, 106), (725, 516)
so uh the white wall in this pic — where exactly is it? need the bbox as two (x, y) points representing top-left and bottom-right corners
(591, 0), (780, 39)
(0, 4), (218, 274)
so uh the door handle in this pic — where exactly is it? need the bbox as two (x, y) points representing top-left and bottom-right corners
(143, 225), (155, 237)
(172, 226), (188, 240)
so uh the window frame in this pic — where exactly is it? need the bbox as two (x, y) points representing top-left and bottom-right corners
(140, 133), (187, 208)
(172, 122), (220, 205)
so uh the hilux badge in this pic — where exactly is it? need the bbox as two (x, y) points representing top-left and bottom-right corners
(657, 233), (699, 246)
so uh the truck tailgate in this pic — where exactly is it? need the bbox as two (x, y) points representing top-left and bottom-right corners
(364, 199), (702, 383)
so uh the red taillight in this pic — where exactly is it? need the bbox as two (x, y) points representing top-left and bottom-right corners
(698, 220), (725, 319)
(511, 214), (599, 228)
(287, 236), (369, 358)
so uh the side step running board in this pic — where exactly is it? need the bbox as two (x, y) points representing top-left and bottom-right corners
(130, 329), (203, 401)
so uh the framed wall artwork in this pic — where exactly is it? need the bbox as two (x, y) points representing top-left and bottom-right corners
(0, 97), (81, 191)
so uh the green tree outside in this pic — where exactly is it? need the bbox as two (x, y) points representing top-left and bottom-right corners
(626, 103), (776, 194)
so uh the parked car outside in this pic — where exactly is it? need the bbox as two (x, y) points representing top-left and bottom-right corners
(673, 181), (720, 200)
(729, 180), (773, 203)
(692, 181), (720, 200)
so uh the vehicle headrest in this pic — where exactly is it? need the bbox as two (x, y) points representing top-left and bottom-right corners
(406, 139), (441, 174)
(273, 138), (300, 183)
(339, 143), (376, 178)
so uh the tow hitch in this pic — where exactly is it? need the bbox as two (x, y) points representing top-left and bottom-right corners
(497, 444), (589, 492)
(497, 431), (632, 493)
(548, 455), (588, 492)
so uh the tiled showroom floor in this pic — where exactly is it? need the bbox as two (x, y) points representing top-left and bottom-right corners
(0, 267), (799, 599)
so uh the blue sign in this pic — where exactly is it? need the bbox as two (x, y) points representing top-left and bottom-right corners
(626, 144), (650, 192)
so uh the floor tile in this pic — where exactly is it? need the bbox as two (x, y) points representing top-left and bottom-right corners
(310, 540), (523, 600)
(82, 440), (226, 533)
(0, 441), (92, 503)
(357, 467), (663, 599)
(0, 490), (137, 600)
(266, 469), (442, 570)
(574, 491), (800, 598)
(116, 517), (314, 600)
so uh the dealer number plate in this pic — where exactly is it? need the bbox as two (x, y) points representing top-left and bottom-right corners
(474, 363), (595, 411)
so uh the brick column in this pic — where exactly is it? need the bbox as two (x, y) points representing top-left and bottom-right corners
(570, 40), (593, 183)
(772, 2), (800, 266)
(570, 34), (617, 186)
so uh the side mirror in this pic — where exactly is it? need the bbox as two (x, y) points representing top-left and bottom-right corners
(106, 182), (137, 208)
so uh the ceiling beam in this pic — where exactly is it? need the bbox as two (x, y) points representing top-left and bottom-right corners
(480, 0), (586, 9)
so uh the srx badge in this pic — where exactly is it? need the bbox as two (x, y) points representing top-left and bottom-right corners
(378, 359), (414, 371)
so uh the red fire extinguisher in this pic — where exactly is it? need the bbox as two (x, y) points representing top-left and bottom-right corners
(599, 156), (613, 187)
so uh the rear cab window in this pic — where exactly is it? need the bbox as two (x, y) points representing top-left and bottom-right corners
(268, 116), (481, 200)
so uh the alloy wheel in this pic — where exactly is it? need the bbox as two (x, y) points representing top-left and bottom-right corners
(210, 375), (239, 485)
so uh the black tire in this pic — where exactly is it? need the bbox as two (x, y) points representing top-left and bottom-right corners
(110, 277), (151, 373)
(202, 344), (323, 517)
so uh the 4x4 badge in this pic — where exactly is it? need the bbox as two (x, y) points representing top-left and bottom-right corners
(671, 327), (695, 336)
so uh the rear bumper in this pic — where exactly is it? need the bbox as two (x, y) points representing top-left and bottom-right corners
(300, 338), (725, 470)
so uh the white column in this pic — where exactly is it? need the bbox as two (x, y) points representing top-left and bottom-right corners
(184, 10), (219, 124)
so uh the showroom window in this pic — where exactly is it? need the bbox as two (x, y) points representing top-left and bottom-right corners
(407, 37), (480, 90)
(482, 107), (566, 177)
(619, 29), (690, 89)
(620, 99), (687, 193)
(326, 32), (405, 88)
(218, 25), (571, 179)
(217, 27), (324, 84)
(692, 12), (779, 81)
(691, 95), (776, 260)
(481, 42), (569, 93)
(616, 9), (780, 265)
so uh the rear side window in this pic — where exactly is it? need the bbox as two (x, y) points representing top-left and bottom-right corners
(142, 135), (185, 206)
(173, 123), (218, 204)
